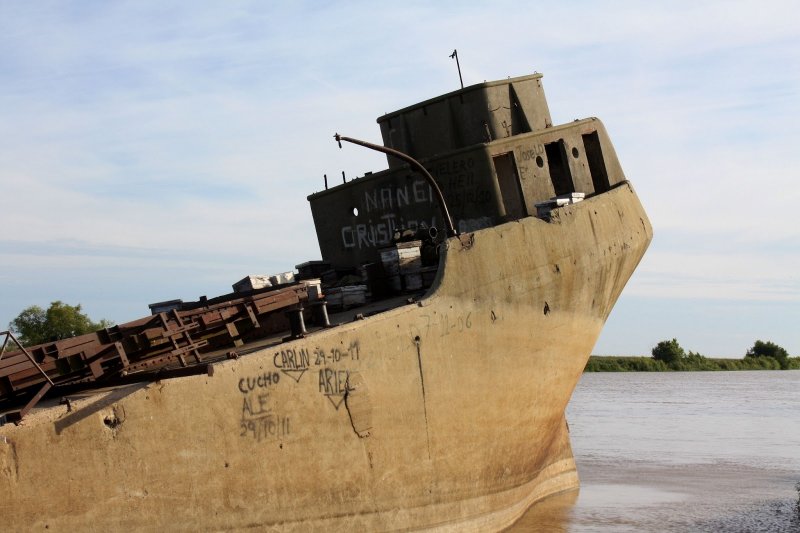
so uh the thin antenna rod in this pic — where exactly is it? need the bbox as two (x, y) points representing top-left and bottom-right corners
(449, 49), (463, 89)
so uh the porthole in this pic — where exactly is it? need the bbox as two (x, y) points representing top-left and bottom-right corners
(571, 147), (579, 158)
(535, 155), (544, 168)
(352, 207), (359, 216)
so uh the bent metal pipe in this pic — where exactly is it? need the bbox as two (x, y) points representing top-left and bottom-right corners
(334, 133), (459, 238)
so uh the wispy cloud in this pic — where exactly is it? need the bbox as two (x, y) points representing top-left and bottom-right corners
(1, 1), (798, 353)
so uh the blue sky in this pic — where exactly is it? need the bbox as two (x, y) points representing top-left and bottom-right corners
(1, 1), (798, 357)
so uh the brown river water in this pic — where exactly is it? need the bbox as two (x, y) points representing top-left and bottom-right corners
(510, 370), (800, 532)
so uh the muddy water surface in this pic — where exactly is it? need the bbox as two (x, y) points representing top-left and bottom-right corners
(510, 370), (800, 532)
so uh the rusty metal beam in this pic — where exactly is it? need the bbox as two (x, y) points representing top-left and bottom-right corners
(0, 283), (318, 417)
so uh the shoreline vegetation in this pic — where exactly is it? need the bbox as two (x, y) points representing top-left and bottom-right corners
(583, 339), (800, 372)
(585, 355), (800, 372)
(587, 338), (798, 372)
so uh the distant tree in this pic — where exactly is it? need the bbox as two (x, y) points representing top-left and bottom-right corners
(651, 338), (686, 365)
(8, 301), (112, 347)
(746, 340), (790, 370)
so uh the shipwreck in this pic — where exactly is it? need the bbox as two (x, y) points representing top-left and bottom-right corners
(0, 71), (651, 531)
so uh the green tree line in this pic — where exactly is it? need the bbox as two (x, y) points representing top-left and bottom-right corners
(5, 301), (112, 349)
(586, 338), (799, 372)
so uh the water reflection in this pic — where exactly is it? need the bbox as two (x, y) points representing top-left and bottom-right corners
(507, 489), (577, 532)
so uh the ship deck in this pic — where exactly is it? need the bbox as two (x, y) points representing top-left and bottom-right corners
(0, 292), (422, 423)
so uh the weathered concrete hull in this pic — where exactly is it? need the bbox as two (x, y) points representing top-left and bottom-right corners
(0, 182), (651, 531)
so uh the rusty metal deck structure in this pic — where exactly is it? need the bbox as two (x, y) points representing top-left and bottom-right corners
(0, 282), (323, 421)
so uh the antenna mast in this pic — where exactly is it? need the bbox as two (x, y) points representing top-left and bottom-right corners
(449, 49), (463, 89)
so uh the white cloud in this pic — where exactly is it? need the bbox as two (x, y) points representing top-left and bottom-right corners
(1, 1), (798, 353)
(628, 249), (799, 302)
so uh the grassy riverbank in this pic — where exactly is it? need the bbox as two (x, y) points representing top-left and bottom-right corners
(585, 355), (800, 372)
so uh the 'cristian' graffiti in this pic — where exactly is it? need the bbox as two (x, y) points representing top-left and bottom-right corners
(341, 215), (436, 250)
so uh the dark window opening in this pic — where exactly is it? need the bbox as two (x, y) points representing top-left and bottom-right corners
(544, 140), (574, 196)
(492, 152), (527, 220)
(582, 131), (610, 193)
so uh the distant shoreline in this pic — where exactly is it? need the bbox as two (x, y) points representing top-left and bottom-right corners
(585, 355), (800, 372)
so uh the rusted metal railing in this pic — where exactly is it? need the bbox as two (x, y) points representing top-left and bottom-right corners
(1, 331), (55, 422)
(0, 283), (324, 420)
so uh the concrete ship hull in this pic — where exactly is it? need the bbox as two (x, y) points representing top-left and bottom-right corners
(0, 182), (651, 531)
